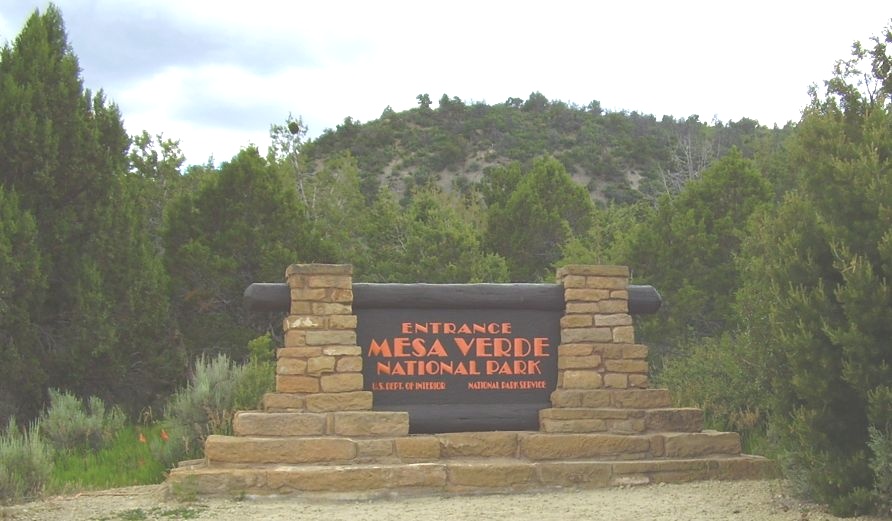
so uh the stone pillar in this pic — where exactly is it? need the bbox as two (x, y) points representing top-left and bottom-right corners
(553, 265), (649, 398)
(264, 264), (373, 412)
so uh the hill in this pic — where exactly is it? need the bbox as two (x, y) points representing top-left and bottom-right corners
(300, 92), (793, 204)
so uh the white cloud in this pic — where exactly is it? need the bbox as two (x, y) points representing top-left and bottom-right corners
(3, 0), (890, 164)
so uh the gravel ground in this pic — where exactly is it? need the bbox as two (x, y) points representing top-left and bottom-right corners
(0, 480), (886, 521)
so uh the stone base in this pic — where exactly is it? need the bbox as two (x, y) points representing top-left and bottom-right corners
(167, 388), (774, 498)
(168, 427), (775, 498)
(168, 455), (776, 498)
(539, 407), (704, 434)
(262, 391), (373, 412)
(551, 389), (672, 408)
(202, 430), (743, 466)
(233, 410), (408, 437)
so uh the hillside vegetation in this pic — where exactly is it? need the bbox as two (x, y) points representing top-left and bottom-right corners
(301, 91), (792, 204)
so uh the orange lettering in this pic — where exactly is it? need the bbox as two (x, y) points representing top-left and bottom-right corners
(411, 337), (427, 356)
(534, 337), (549, 357)
(454, 337), (473, 356)
(514, 338), (532, 357)
(369, 339), (391, 357)
(476, 337), (493, 356)
(428, 339), (447, 357)
(393, 337), (411, 357)
(494, 338), (512, 357)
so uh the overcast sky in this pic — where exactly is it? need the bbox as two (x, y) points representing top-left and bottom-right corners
(1, 1), (890, 166)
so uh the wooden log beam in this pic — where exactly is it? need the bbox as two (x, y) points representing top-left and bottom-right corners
(244, 282), (661, 314)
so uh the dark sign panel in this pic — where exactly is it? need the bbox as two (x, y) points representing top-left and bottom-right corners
(243, 281), (660, 433)
(354, 284), (561, 433)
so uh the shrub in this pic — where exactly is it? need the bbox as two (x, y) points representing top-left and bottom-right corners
(0, 418), (53, 503)
(655, 333), (771, 454)
(161, 354), (245, 464)
(233, 334), (276, 411)
(869, 426), (892, 516)
(160, 340), (276, 467)
(40, 390), (125, 452)
(868, 385), (892, 515)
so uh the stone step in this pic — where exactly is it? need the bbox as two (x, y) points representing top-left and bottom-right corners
(262, 391), (374, 412)
(205, 430), (742, 466)
(262, 389), (676, 422)
(551, 388), (672, 409)
(168, 455), (775, 498)
(205, 432), (524, 465)
(234, 411), (326, 436)
(232, 410), (409, 437)
(245, 406), (702, 436)
(539, 407), (704, 434)
(205, 435), (357, 465)
(518, 431), (740, 461)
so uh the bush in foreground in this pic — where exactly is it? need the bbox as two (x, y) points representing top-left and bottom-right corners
(40, 390), (126, 453)
(161, 340), (275, 466)
(0, 418), (53, 503)
(656, 333), (771, 455)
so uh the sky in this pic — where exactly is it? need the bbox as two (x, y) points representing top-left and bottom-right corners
(0, 1), (890, 166)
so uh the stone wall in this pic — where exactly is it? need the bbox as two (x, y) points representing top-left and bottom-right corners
(261, 264), (406, 434)
(555, 265), (648, 393)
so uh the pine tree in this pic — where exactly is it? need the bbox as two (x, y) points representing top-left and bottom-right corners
(0, 187), (46, 424)
(737, 26), (892, 515)
(620, 148), (772, 349)
(358, 188), (508, 283)
(484, 157), (594, 281)
(164, 147), (329, 360)
(0, 6), (176, 414)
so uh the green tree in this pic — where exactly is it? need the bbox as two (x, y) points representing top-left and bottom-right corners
(359, 188), (410, 281)
(620, 148), (772, 349)
(0, 188), (46, 424)
(269, 116), (372, 269)
(128, 131), (186, 238)
(736, 26), (892, 515)
(164, 147), (330, 360)
(0, 6), (177, 414)
(402, 189), (508, 283)
(360, 188), (508, 283)
(485, 157), (594, 281)
(557, 202), (649, 267)
(416, 93), (432, 112)
(301, 152), (367, 263)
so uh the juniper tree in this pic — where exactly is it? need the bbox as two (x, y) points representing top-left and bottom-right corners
(0, 6), (177, 414)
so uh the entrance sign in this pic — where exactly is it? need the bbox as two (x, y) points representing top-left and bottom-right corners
(354, 284), (562, 432)
(244, 281), (661, 433)
(169, 265), (770, 498)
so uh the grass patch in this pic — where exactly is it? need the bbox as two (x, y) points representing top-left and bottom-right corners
(48, 424), (168, 493)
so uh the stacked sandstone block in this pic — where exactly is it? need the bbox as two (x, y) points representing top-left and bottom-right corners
(249, 264), (407, 436)
(182, 429), (763, 497)
(541, 265), (702, 435)
(554, 265), (647, 392)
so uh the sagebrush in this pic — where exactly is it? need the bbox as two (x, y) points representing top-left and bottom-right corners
(0, 418), (53, 503)
(40, 389), (125, 453)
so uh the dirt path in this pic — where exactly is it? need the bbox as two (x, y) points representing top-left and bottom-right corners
(1, 480), (885, 521)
